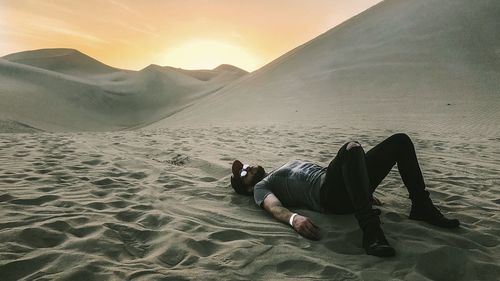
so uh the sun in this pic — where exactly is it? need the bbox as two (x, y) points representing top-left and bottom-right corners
(159, 39), (262, 71)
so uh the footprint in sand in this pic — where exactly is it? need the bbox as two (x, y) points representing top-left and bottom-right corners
(0, 193), (15, 202)
(128, 171), (147, 180)
(138, 213), (172, 229)
(323, 237), (363, 255)
(18, 227), (67, 248)
(185, 238), (220, 257)
(92, 178), (114, 186)
(321, 266), (359, 280)
(276, 259), (322, 275)
(86, 202), (107, 210)
(82, 159), (103, 166)
(157, 246), (190, 267)
(415, 246), (471, 281)
(10, 195), (60, 206)
(115, 209), (144, 222)
(199, 176), (217, 183)
(208, 229), (253, 242)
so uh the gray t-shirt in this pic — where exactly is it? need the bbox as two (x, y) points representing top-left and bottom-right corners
(254, 160), (326, 212)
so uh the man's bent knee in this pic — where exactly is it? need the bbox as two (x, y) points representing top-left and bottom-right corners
(392, 133), (413, 147)
(347, 141), (361, 151)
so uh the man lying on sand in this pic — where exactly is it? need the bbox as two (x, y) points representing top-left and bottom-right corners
(230, 133), (459, 257)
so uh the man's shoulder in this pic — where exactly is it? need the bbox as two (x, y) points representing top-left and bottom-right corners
(280, 159), (306, 168)
(255, 173), (272, 189)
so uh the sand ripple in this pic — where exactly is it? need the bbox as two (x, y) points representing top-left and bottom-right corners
(0, 126), (499, 280)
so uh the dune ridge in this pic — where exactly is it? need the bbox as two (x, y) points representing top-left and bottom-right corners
(3, 48), (119, 76)
(0, 49), (248, 132)
(148, 0), (500, 138)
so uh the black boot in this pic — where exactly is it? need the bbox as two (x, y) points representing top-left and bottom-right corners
(356, 209), (395, 257)
(409, 191), (460, 228)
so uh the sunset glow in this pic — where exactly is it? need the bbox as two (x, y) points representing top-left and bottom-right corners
(158, 39), (263, 70)
(1, 0), (382, 71)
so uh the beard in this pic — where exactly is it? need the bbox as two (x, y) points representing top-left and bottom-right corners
(250, 166), (266, 186)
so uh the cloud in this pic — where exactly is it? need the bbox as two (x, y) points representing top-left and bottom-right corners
(29, 16), (108, 44)
(106, 0), (142, 16)
(43, 25), (108, 44)
(2, 5), (108, 46)
(34, 1), (79, 15)
(104, 1), (159, 38)
(0, 27), (58, 42)
(110, 19), (160, 38)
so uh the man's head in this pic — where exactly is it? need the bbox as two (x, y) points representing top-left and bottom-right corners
(231, 160), (266, 196)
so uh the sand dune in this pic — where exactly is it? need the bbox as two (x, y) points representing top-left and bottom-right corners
(0, 49), (248, 132)
(0, 127), (499, 280)
(3, 48), (119, 77)
(149, 0), (500, 137)
(1, 0), (499, 280)
(167, 64), (249, 82)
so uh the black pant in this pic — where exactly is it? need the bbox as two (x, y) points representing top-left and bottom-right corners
(320, 133), (427, 214)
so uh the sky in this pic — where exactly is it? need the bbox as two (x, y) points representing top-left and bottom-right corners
(1, 0), (382, 72)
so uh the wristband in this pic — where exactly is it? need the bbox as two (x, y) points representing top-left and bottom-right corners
(289, 213), (298, 227)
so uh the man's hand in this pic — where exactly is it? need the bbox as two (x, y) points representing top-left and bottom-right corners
(291, 215), (321, 240)
(262, 194), (321, 240)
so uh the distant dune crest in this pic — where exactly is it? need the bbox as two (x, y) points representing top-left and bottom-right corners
(142, 64), (248, 82)
(0, 48), (248, 132)
(3, 48), (118, 75)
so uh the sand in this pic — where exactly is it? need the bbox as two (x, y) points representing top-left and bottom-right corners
(0, 126), (499, 280)
(0, 49), (247, 132)
(1, 0), (500, 280)
(148, 0), (500, 137)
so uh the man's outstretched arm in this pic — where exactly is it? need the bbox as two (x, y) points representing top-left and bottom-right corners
(262, 193), (321, 240)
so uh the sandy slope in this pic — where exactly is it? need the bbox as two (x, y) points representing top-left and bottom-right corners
(0, 127), (499, 280)
(0, 49), (248, 132)
(148, 0), (500, 138)
(3, 48), (119, 76)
